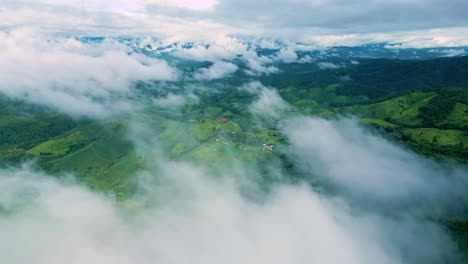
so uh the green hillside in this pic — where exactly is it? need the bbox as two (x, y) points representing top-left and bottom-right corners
(340, 92), (435, 126)
(0, 56), (466, 197)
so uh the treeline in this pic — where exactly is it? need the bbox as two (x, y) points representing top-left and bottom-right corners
(251, 55), (468, 102)
(258, 63), (337, 89)
(336, 56), (468, 98)
(406, 140), (468, 163)
(418, 89), (468, 129)
(0, 116), (77, 149)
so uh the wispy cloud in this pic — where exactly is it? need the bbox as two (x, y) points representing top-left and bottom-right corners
(245, 82), (291, 118)
(0, 116), (465, 263)
(0, 28), (178, 116)
(193, 61), (238, 80)
(283, 117), (468, 208)
(317, 62), (341, 70)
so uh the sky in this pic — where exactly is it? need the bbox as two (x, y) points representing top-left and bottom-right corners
(1, 0), (468, 46)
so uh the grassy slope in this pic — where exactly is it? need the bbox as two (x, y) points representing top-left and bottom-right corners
(307, 91), (468, 162)
(280, 88), (467, 162)
(340, 92), (435, 126)
(0, 87), (465, 193)
(27, 131), (85, 156)
(441, 103), (468, 129)
(0, 100), (286, 196)
(5, 120), (139, 197)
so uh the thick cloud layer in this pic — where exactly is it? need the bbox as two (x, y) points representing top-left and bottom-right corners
(4, 0), (468, 34)
(0, 29), (177, 116)
(0, 163), (456, 264)
(0, 117), (466, 264)
(283, 117), (468, 211)
(2, 0), (468, 47)
(208, 0), (468, 33)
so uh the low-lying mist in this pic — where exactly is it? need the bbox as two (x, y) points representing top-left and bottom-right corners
(0, 29), (178, 117)
(0, 116), (466, 264)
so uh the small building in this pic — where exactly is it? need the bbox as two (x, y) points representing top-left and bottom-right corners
(217, 117), (229, 124)
(262, 144), (274, 151)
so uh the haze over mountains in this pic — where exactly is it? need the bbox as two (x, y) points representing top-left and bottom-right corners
(0, 1), (468, 263)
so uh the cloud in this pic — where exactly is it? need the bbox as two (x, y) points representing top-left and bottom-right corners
(0, 28), (178, 116)
(283, 117), (468, 209)
(245, 82), (291, 118)
(244, 58), (279, 76)
(317, 62), (341, 70)
(428, 48), (466, 57)
(0, 128), (463, 264)
(210, 0), (468, 33)
(164, 39), (280, 75)
(0, 114), (465, 264)
(152, 92), (199, 109)
(3, 0), (468, 48)
(170, 38), (244, 61)
(193, 61), (238, 80)
(441, 49), (466, 57)
(273, 47), (298, 63)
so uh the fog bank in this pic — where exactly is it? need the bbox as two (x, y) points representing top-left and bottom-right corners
(1, 117), (466, 264)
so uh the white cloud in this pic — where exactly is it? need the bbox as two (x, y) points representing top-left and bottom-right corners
(273, 47), (298, 63)
(283, 117), (468, 206)
(245, 82), (291, 118)
(0, 135), (462, 264)
(317, 62), (341, 69)
(0, 116), (465, 264)
(298, 55), (314, 63)
(0, 28), (178, 116)
(299, 27), (468, 48)
(193, 61), (238, 80)
(244, 58), (279, 76)
(152, 92), (198, 108)
(441, 49), (465, 57)
(428, 48), (466, 57)
(170, 38), (243, 62)
(2, 0), (468, 49)
(165, 39), (281, 75)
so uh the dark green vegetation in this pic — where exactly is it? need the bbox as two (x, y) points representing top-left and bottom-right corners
(419, 89), (468, 129)
(335, 56), (468, 98)
(256, 56), (468, 162)
(260, 56), (468, 98)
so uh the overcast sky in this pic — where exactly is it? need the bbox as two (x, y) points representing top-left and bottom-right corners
(1, 0), (468, 46)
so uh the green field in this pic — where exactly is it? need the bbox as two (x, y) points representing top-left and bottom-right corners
(440, 103), (468, 129)
(402, 128), (467, 146)
(27, 131), (85, 156)
(340, 92), (435, 126)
